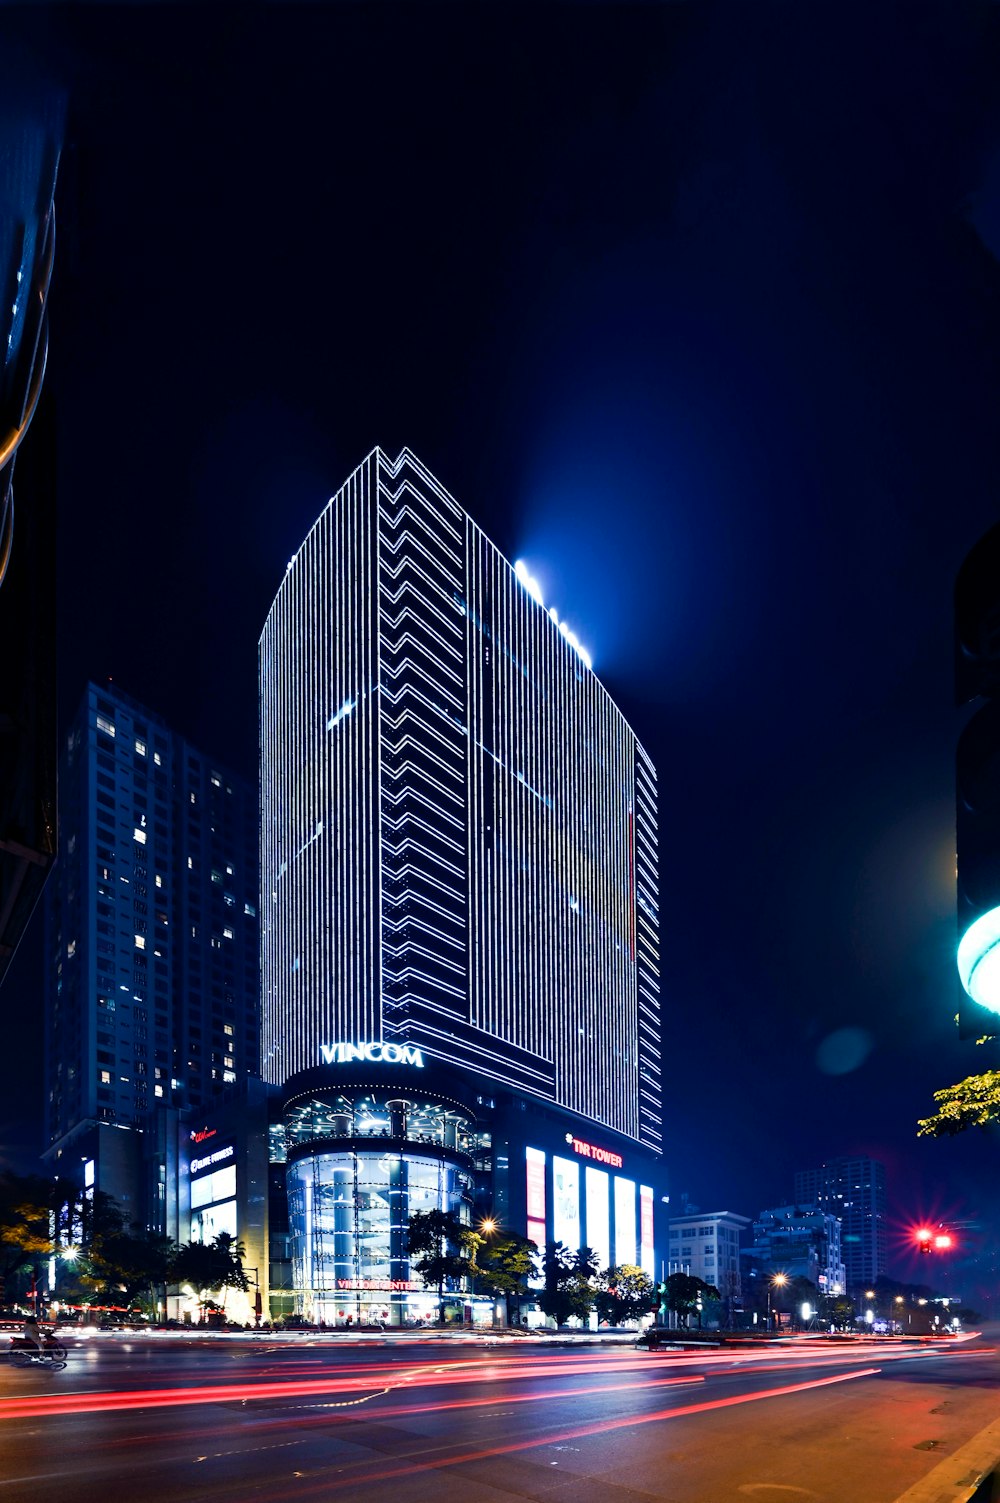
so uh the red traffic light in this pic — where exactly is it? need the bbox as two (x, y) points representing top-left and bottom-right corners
(916, 1228), (933, 1250)
(933, 1234), (953, 1250)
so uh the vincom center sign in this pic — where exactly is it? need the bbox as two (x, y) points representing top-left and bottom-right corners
(320, 1041), (425, 1067)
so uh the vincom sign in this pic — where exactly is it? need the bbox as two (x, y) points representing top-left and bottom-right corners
(320, 1041), (424, 1067)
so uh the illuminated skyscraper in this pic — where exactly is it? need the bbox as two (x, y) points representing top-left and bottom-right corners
(260, 448), (663, 1324)
(44, 683), (260, 1219)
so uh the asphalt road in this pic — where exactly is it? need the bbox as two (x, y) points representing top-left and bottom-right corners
(0, 1331), (998, 1503)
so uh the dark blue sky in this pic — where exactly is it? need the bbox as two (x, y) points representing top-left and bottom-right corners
(5, 2), (1000, 1287)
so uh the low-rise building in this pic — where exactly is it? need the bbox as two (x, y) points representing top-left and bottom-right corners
(667, 1210), (749, 1307)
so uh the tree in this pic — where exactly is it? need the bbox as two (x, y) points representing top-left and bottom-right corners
(0, 1172), (53, 1300)
(407, 1210), (482, 1322)
(169, 1233), (249, 1317)
(83, 1228), (175, 1309)
(918, 1071), (1000, 1136)
(820, 1295), (856, 1330)
(475, 1229), (537, 1324)
(594, 1264), (656, 1326)
(663, 1271), (719, 1328)
(536, 1241), (599, 1326)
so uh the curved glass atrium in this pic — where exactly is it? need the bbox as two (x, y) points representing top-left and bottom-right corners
(280, 1089), (490, 1325)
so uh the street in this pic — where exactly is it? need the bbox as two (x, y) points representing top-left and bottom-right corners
(0, 1330), (998, 1502)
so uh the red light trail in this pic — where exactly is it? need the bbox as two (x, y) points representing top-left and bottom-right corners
(274, 1367), (883, 1498)
(0, 1338), (972, 1431)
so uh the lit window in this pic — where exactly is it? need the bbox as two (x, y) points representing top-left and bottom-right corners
(211, 775), (221, 788)
(155, 874), (163, 889)
(67, 940), (76, 959)
(100, 1070), (111, 1084)
(244, 902), (256, 917)
(133, 828), (147, 845)
(153, 752), (162, 767)
(96, 715), (116, 738)
(187, 857), (194, 870)
(190, 791), (196, 805)
(223, 1024), (233, 1037)
(223, 927), (234, 940)
(223, 1056), (233, 1068)
(134, 934), (146, 950)
(135, 739), (146, 757)
(223, 1070), (236, 1083)
(154, 1085), (163, 1098)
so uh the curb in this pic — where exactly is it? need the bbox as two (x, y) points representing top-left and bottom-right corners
(892, 1417), (1000, 1503)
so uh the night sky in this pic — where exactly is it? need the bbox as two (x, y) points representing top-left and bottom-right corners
(4, 3), (1000, 1289)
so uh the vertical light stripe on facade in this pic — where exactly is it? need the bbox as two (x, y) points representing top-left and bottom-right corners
(261, 448), (661, 1150)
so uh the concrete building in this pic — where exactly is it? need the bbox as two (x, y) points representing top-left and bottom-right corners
(793, 1157), (886, 1289)
(666, 1211), (749, 1306)
(259, 447), (664, 1323)
(43, 683), (260, 1223)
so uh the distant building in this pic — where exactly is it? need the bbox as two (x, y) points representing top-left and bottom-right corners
(667, 1211), (749, 1303)
(746, 1204), (845, 1294)
(43, 683), (259, 1221)
(793, 1156), (886, 1288)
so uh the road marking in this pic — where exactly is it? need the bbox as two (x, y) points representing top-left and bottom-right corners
(738, 1487), (818, 1498)
(0, 1474), (70, 1487)
(195, 1441), (306, 1462)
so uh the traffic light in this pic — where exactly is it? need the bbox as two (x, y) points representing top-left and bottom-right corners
(915, 1226), (953, 1254)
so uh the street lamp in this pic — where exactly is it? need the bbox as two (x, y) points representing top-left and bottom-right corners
(767, 1273), (788, 1333)
(894, 1294), (905, 1334)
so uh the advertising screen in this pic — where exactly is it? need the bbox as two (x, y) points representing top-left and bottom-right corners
(639, 1184), (654, 1276)
(553, 1156), (580, 1249)
(614, 1175), (636, 1266)
(191, 1164), (236, 1210)
(586, 1166), (611, 1269)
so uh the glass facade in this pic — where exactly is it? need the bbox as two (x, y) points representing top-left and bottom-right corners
(280, 1085), (485, 1323)
(288, 1150), (473, 1323)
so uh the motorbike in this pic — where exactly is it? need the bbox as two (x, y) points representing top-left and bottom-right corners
(8, 1333), (68, 1370)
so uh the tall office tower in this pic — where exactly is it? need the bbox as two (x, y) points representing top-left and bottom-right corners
(44, 683), (259, 1216)
(260, 447), (663, 1324)
(793, 1156), (886, 1289)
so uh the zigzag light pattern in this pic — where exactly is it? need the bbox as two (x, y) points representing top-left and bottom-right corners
(260, 449), (661, 1149)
